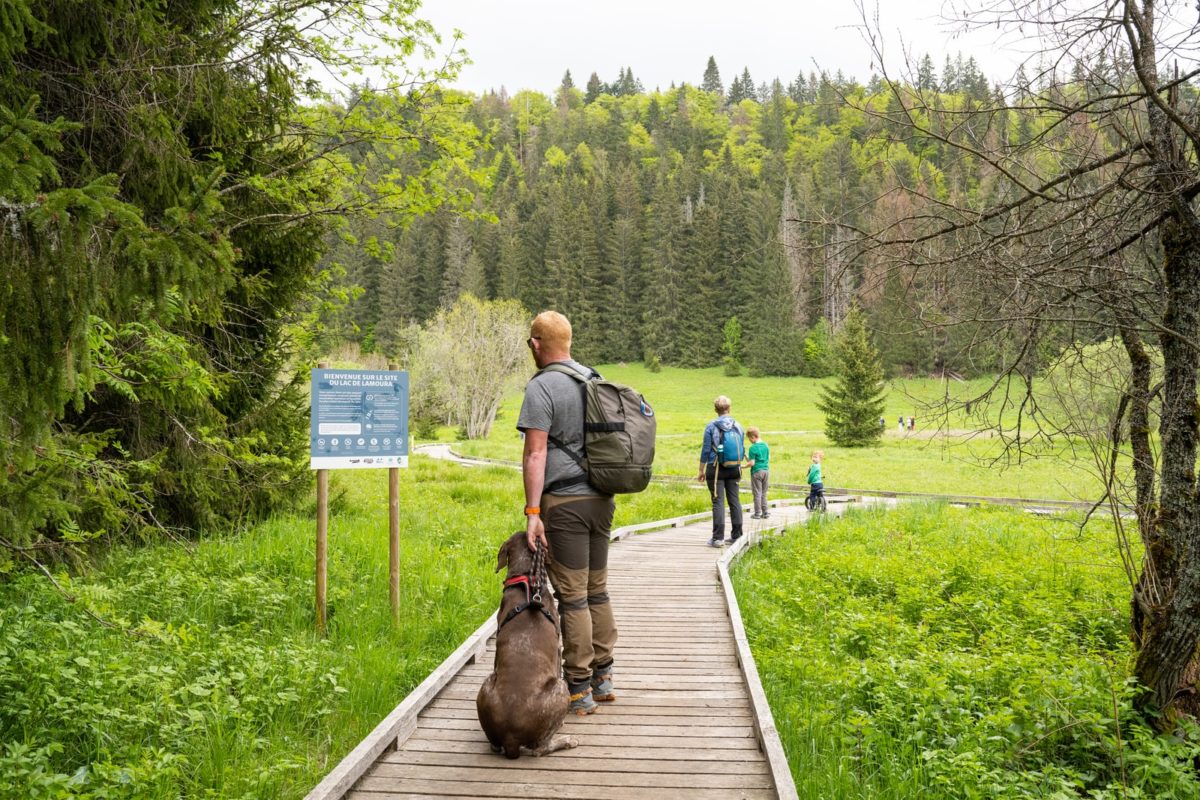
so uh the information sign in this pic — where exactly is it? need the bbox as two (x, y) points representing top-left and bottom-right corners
(310, 369), (409, 469)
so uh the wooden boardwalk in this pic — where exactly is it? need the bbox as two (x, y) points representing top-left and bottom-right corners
(308, 498), (845, 800)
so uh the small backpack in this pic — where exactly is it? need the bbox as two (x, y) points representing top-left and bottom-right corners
(537, 363), (656, 494)
(715, 424), (744, 468)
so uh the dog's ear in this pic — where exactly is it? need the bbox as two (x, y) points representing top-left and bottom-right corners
(495, 538), (510, 573)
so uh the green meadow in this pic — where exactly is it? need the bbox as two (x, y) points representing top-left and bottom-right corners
(457, 364), (1109, 501)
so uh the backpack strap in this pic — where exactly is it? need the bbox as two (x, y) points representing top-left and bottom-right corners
(537, 362), (601, 382)
(533, 362), (598, 494)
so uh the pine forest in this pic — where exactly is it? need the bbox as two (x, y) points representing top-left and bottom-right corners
(329, 53), (1118, 378)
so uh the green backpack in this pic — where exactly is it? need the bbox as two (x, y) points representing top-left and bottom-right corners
(538, 363), (656, 494)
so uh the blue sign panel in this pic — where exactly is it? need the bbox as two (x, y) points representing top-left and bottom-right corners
(310, 369), (409, 469)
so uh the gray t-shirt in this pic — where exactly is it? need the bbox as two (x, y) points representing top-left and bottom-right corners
(517, 358), (602, 497)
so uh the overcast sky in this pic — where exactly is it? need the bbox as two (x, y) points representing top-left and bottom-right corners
(417, 0), (1029, 96)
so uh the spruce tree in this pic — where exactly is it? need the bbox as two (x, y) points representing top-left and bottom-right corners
(918, 54), (938, 91)
(743, 186), (805, 375)
(609, 68), (627, 96)
(585, 72), (603, 103)
(702, 56), (723, 95)
(740, 67), (757, 101)
(727, 73), (745, 104)
(646, 95), (662, 130)
(941, 54), (957, 92)
(495, 207), (526, 301)
(788, 72), (808, 104)
(676, 198), (723, 367)
(642, 174), (684, 363)
(758, 81), (788, 151)
(816, 306), (887, 446)
(609, 163), (645, 361)
(625, 67), (644, 94)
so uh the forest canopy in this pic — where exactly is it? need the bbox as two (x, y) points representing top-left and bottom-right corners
(0, 0), (476, 561)
(328, 53), (1018, 378)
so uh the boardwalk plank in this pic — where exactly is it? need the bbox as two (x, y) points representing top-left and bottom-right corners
(417, 716), (757, 738)
(398, 739), (766, 762)
(420, 706), (754, 723)
(365, 764), (773, 789)
(424, 700), (752, 720)
(381, 750), (770, 775)
(415, 728), (760, 750)
(433, 688), (750, 707)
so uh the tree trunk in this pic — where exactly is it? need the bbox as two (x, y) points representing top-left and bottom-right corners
(1117, 324), (1155, 534)
(1127, 0), (1200, 725)
(1134, 214), (1200, 724)
(1118, 321), (1157, 642)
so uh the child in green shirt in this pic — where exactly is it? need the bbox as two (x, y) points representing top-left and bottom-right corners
(806, 450), (824, 507)
(745, 427), (771, 519)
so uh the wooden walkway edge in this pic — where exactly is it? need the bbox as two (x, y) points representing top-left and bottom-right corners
(305, 481), (851, 798)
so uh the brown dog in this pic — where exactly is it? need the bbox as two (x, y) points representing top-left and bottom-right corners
(476, 531), (576, 759)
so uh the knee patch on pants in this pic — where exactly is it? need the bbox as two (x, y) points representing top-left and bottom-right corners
(559, 596), (588, 612)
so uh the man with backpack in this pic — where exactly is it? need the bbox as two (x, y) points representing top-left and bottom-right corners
(697, 395), (745, 547)
(517, 311), (623, 716)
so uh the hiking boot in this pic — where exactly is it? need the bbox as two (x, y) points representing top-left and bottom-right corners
(568, 681), (598, 715)
(591, 664), (616, 702)
(707, 538), (725, 548)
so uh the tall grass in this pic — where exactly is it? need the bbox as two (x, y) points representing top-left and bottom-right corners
(0, 458), (707, 798)
(734, 504), (1200, 798)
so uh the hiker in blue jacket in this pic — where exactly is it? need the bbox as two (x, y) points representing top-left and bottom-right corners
(696, 395), (745, 547)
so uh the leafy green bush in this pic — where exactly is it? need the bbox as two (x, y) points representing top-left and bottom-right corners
(735, 504), (1200, 799)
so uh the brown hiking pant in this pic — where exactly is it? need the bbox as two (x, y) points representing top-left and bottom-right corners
(543, 495), (617, 684)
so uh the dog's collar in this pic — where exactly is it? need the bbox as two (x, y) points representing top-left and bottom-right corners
(499, 573), (556, 630)
(503, 574), (533, 605)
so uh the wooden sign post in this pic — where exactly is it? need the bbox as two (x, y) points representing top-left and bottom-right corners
(316, 468), (329, 633)
(315, 361), (330, 634)
(388, 363), (400, 627)
(310, 364), (410, 634)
